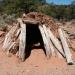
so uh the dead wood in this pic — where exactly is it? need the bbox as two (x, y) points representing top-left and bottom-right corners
(46, 27), (65, 57)
(18, 18), (26, 61)
(3, 24), (18, 51)
(39, 25), (51, 58)
(58, 28), (73, 65)
(22, 18), (39, 25)
(43, 25), (55, 56)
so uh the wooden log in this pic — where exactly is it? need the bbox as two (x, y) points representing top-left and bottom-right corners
(64, 31), (75, 50)
(43, 25), (63, 58)
(63, 31), (71, 47)
(7, 42), (15, 51)
(46, 27), (65, 57)
(3, 25), (18, 51)
(58, 28), (73, 65)
(15, 28), (21, 39)
(22, 19), (39, 24)
(39, 25), (51, 58)
(18, 18), (26, 61)
(6, 42), (15, 56)
(42, 25), (55, 56)
(3, 35), (12, 50)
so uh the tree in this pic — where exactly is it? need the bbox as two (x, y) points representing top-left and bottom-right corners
(1, 0), (46, 15)
(0, 0), (75, 20)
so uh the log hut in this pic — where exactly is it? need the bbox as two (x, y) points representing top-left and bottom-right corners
(2, 12), (73, 64)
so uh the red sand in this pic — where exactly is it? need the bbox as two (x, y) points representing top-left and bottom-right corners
(0, 46), (75, 75)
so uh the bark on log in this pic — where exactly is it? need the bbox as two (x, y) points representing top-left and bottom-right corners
(18, 19), (26, 61)
(46, 27), (65, 57)
(42, 25), (55, 56)
(58, 28), (73, 65)
(39, 25), (51, 58)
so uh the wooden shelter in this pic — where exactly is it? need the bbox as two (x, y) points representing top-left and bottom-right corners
(2, 12), (73, 65)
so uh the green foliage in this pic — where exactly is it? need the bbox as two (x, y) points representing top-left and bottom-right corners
(1, 0), (45, 14)
(0, 0), (75, 20)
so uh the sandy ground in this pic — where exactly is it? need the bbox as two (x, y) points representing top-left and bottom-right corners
(0, 22), (75, 75)
(0, 45), (75, 75)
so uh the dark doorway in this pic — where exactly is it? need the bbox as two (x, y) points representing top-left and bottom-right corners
(25, 24), (46, 59)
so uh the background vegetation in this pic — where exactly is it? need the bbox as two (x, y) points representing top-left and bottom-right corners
(0, 0), (75, 21)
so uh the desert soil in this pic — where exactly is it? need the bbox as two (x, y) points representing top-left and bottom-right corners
(0, 22), (75, 75)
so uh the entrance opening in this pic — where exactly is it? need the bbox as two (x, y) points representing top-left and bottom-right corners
(25, 24), (46, 59)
